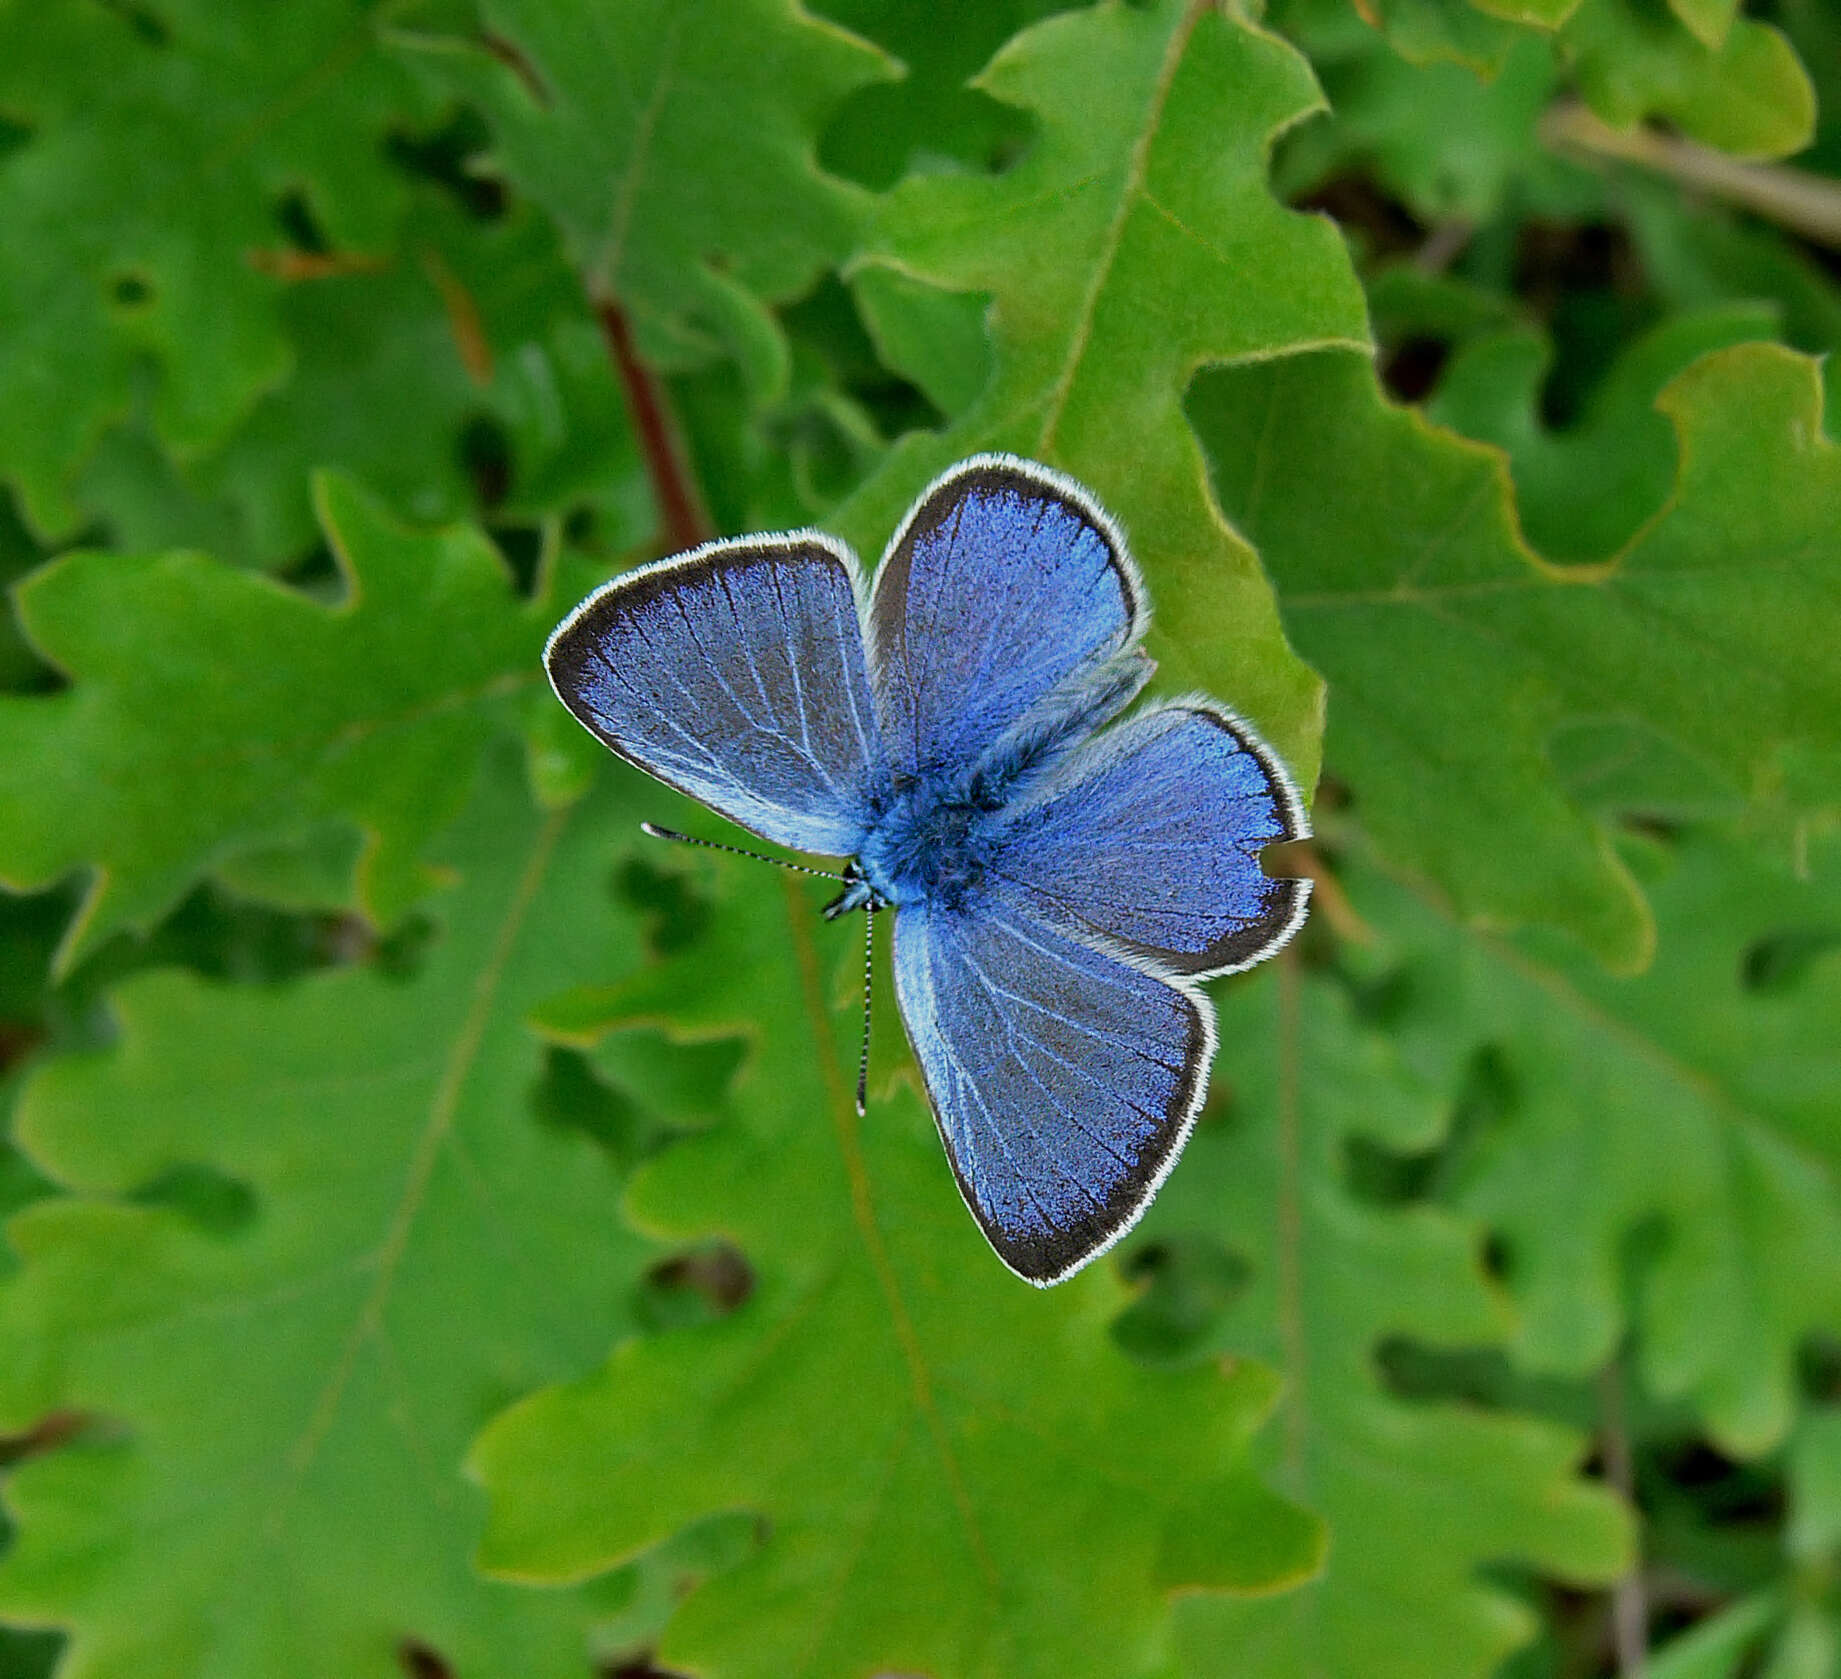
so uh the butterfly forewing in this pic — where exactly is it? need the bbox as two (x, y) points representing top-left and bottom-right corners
(545, 537), (886, 856)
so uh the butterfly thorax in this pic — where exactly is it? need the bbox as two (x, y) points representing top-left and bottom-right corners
(854, 650), (1155, 914)
(855, 776), (1003, 913)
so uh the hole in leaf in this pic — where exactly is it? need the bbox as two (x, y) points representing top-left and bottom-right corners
(0, 1627), (62, 1678)
(277, 540), (346, 605)
(98, 0), (170, 46)
(274, 189), (330, 255)
(110, 881), (357, 990)
(1345, 1045), (1516, 1205)
(1338, 961), (1414, 1031)
(637, 1243), (755, 1331)
(1112, 1236), (1251, 1365)
(1343, 1131), (1442, 1207)
(1798, 1333), (1841, 1404)
(606, 1656), (692, 1679)
(615, 859), (712, 957)
(0, 113), (34, 164)
(130, 1162), (257, 1238)
(459, 415), (513, 511)
(386, 107), (506, 220)
(109, 271), (154, 309)
(563, 505), (603, 549)
(487, 523), (545, 599)
(1372, 1337), (1568, 1412)
(1293, 176), (1423, 263)
(1513, 220), (1651, 428)
(532, 1046), (645, 1165)
(1380, 335), (1451, 403)
(782, 275), (948, 452)
(397, 1638), (453, 1679)
(1741, 925), (1841, 993)
(370, 913), (438, 984)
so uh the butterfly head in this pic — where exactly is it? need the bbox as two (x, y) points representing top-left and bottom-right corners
(821, 860), (885, 922)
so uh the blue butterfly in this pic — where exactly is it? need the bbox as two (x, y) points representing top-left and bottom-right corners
(545, 455), (1310, 1285)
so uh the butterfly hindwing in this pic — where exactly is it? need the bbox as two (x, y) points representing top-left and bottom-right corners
(986, 701), (1312, 977)
(868, 455), (1146, 778)
(545, 537), (886, 856)
(892, 891), (1213, 1285)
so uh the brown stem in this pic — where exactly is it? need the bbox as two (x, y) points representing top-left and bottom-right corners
(1541, 101), (1841, 252)
(596, 300), (714, 555)
(1598, 1356), (1649, 1679)
(0, 1408), (87, 1467)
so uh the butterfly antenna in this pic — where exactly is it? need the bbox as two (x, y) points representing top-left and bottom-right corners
(855, 905), (877, 1117)
(639, 823), (846, 881)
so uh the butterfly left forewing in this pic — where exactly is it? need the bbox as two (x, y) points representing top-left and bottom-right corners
(986, 699), (1312, 978)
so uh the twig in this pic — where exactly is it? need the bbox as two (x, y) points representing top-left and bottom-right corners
(1598, 1354), (1648, 1679)
(1415, 219), (1474, 275)
(596, 300), (714, 555)
(1541, 101), (1841, 252)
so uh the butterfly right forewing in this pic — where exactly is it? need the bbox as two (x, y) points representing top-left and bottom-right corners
(546, 535), (888, 858)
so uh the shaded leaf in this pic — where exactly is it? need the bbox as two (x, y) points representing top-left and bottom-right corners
(1345, 825), (1841, 1453)
(0, 0), (438, 537)
(1560, 0), (1815, 162)
(1132, 967), (1629, 1679)
(0, 475), (571, 974)
(401, 0), (895, 401)
(76, 200), (650, 567)
(1426, 304), (1778, 563)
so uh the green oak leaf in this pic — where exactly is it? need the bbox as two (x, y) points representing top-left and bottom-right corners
(1272, 20), (1582, 225)
(1131, 967), (1629, 1679)
(76, 199), (649, 568)
(1426, 304), (1780, 564)
(0, 0), (439, 538)
(471, 848), (1324, 1679)
(840, 0), (1371, 788)
(1560, 0), (1815, 162)
(1193, 341), (1841, 968)
(1326, 0), (1814, 162)
(0, 474), (569, 976)
(0, 752), (665, 1676)
(1352, 0), (1533, 76)
(814, 0), (1065, 189)
(399, 0), (896, 402)
(1347, 824), (1841, 1454)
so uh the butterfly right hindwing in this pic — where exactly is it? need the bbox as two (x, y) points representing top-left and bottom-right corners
(891, 890), (1214, 1286)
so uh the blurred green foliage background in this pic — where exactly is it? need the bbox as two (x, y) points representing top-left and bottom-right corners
(0, 1), (1837, 1676)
